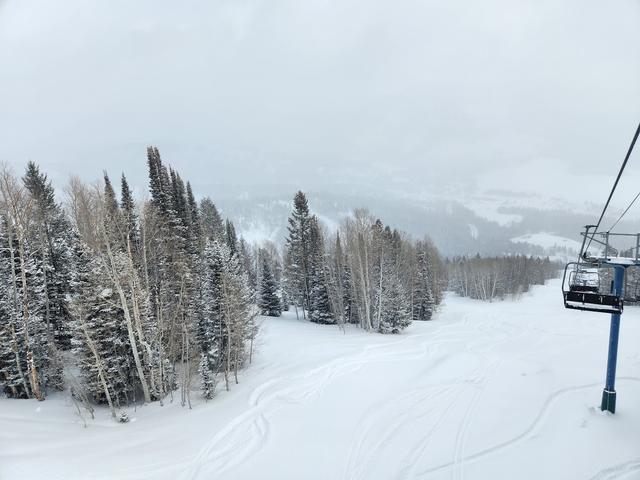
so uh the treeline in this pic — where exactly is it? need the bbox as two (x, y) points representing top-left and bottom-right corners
(0, 149), (256, 413)
(281, 193), (445, 333)
(447, 255), (558, 301)
(0, 151), (446, 412)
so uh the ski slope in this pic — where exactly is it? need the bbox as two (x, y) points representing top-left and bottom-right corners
(2, 279), (640, 480)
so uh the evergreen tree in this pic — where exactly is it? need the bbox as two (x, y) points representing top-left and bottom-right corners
(0, 219), (28, 397)
(147, 146), (170, 215)
(185, 182), (201, 249)
(259, 256), (281, 317)
(378, 273), (412, 334)
(198, 241), (254, 397)
(198, 242), (225, 399)
(413, 250), (435, 321)
(308, 217), (334, 324)
(200, 197), (224, 243)
(225, 219), (238, 256)
(239, 239), (257, 298)
(70, 243), (137, 408)
(371, 220), (412, 333)
(285, 191), (312, 314)
(342, 257), (357, 324)
(22, 161), (74, 349)
(0, 215), (60, 398)
(120, 174), (140, 252)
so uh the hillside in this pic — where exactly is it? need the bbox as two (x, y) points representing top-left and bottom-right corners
(2, 279), (639, 479)
(216, 188), (640, 258)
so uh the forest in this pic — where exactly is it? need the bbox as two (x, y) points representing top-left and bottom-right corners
(0, 148), (555, 414)
(447, 255), (559, 301)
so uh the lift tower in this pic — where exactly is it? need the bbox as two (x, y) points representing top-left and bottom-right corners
(562, 227), (640, 413)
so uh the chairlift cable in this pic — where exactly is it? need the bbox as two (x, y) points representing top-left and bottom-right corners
(608, 189), (640, 232)
(584, 122), (640, 254)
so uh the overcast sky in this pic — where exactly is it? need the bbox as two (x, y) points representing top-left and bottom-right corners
(0, 0), (639, 204)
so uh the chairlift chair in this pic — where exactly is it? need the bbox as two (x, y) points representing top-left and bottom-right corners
(562, 262), (623, 314)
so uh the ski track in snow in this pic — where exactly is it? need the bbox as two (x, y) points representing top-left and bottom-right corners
(183, 331), (451, 480)
(344, 310), (519, 480)
(590, 458), (640, 480)
(418, 376), (640, 478)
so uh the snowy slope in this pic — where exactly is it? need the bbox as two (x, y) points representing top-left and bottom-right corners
(2, 280), (640, 480)
(511, 232), (584, 262)
(511, 232), (584, 251)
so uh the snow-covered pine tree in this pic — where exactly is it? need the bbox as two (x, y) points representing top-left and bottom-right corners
(97, 173), (165, 404)
(371, 220), (412, 334)
(185, 182), (202, 251)
(198, 240), (254, 396)
(0, 217), (29, 398)
(69, 239), (137, 410)
(259, 256), (281, 317)
(342, 256), (357, 325)
(285, 191), (312, 316)
(0, 225), (57, 398)
(200, 197), (225, 243)
(0, 166), (63, 399)
(220, 249), (254, 387)
(378, 273), (412, 334)
(239, 239), (257, 298)
(145, 148), (195, 393)
(412, 250), (435, 321)
(308, 216), (334, 324)
(225, 219), (238, 257)
(22, 161), (74, 350)
(198, 241), (225, 399)
(120, 174), (140, 254)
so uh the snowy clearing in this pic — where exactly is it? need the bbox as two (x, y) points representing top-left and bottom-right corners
(2, 279), (640, 480)
(511, 232), (583, 252)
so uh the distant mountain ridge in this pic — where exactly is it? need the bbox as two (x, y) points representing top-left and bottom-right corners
(213, 187), (640, 258)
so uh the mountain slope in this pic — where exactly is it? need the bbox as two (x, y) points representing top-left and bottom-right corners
(2, 279), (639, 479)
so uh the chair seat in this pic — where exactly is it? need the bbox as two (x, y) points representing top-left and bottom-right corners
(564, 291), (623, 314)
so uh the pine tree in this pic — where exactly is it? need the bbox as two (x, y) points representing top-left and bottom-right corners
(285, 191), (312, 315)
(371, 220), (412, 333)
(0, 214), (59, 398)
(200, 197), (224, 243)
(198, 241), (254, 397)
(259, 256), (281, 317)
(225, 219), (238, 256)
(22, 161), (74, 350)
(120, 174), (140, 252)
(413, 250), (435, 321)
(239, 239), (257, 298)
(308, 217), (334, 324)
(147, 146), (170, 215)
(185, 182), (201, 250)
(378, 273), (412, 334)
(198, 242), (225, 399)
(342, 257), (357, 324)
(70, 242), (137, 408)
(0, 218), (28, 397)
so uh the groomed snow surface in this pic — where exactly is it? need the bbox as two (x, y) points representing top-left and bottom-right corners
(2, 279), (640, 480)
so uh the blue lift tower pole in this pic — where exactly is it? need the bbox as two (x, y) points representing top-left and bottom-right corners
(601, 265), (626, 413)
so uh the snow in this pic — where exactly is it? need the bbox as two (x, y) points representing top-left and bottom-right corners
(2, 280), (640, 479)
(511, 232), (584, 252)
(511, 232), (587, 262)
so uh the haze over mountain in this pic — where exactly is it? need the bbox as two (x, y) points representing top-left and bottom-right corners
(1, 0), (639, 255)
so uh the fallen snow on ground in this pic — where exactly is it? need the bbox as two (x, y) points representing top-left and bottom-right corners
(511, 232), (586, 262)
(511, 232), (583, 252)
(2, 279), (640, 480)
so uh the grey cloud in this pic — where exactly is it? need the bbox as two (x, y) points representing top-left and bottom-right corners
(0, 0), (638, 203)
